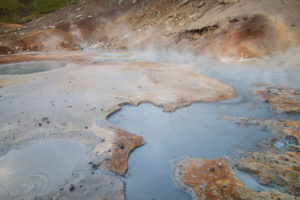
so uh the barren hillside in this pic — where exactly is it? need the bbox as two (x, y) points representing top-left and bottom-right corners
(0, 0), (299, 60)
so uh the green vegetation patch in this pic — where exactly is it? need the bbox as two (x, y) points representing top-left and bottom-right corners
(0, 0), (75, 23)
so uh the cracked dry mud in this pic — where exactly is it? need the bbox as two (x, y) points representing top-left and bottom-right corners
(0, 52), (236, 199)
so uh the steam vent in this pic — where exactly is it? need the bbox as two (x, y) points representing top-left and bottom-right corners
(0, 0), (299, 200)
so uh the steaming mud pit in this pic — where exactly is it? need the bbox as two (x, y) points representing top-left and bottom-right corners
(0, 51), (299, 200)
(0, 141), (84, 199)
(0, 61), (67, 75)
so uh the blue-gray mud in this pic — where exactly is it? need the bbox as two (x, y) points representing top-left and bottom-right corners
(109, 50), (300, 200)
(0, 141), (84, 200)
(0, 61), (67, 75)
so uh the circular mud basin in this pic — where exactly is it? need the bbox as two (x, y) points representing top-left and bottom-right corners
(0, 141), (84, 199)
(0, 61), (67, 75)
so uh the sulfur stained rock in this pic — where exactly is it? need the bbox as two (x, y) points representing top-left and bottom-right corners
(237, 151), (300, 196)
(174, 157), (299, 200)
(108, 127), (144, 175)
(255, 85), (300, 114)
(222, 116), (300, 196)
(280, 120), (300, 145)
(235, 119), (300, 196)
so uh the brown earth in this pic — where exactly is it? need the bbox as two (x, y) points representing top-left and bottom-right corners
(6, 29), (79, 52)
(0, 0), (299, 60)
(0, 22), (22, 29)
(0, 52), (93, 64)
(107, 127), (144, 175)
(0, 46), (13, 54)
(174, 157), (299, 200)
(255, 84), (300, 114)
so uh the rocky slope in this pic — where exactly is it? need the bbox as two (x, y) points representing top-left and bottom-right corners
(0, 0), (300, 60)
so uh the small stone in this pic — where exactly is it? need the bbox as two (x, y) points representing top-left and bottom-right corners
(75, 15), (83, 19)
(217, 162), (223, 168)
(69, 184), (75, 192)
(198, 0), (204, 7)
(180, 0), (189, 5)
(41, 117), (48, 122)
(91, 163), (99, 170)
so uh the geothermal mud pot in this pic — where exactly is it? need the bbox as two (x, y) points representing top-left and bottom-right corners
(0, 50), (299, 200)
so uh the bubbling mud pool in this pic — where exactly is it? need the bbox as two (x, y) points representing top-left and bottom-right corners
(0, 61), (67, 75)
(0, 141), (84, 200)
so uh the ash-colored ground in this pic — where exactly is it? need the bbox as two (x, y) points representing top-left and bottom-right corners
(0, 51), (236, 199)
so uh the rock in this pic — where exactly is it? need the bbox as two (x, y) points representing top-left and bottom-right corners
(174, 157), (299, 199)
(107, 128), (144, 175)
(217, 0), (238, 4)
(0, 46), (13, 55)
(11, 29), (79, 52)
(198, 0), (204, 7)
(223, 116), (300, 196)
(69, 184), (75, 192)
(75, 15), (83, 19)
(256, 85), (300, 114)
(237, 150), (300, 196)
(180, 0), (189, 5)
